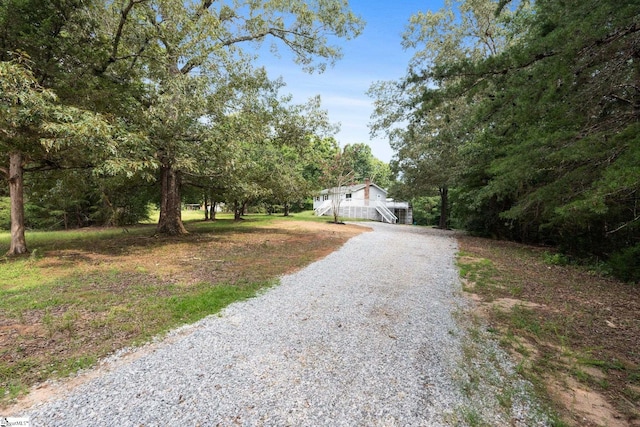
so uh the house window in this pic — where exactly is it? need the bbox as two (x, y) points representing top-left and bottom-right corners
(323, 194), (329, 201)
(346, 193), (352, 200)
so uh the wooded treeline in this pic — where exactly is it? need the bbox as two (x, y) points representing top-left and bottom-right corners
(1, 0), (398, 254)
(3, 0), (637, 280)
(371, 0), (639, 281)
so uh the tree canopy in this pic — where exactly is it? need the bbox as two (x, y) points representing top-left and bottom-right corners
(370, 0), (640, 278)
(0, 0), (367, 253)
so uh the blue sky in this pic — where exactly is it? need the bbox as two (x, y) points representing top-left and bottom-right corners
(255, 1), (445, 163)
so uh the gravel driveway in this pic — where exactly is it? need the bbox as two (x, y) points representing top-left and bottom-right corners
(22, 223), (548, 426)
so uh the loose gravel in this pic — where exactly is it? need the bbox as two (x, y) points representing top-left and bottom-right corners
(21, 223), (549, 426)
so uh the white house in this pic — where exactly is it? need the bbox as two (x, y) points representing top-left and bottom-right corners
(313, 179), (413, 224)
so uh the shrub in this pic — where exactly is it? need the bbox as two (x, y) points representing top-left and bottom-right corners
(542, 251), (570, 266)
(0, 197), (11, 230)
(608, 244), (640, 283)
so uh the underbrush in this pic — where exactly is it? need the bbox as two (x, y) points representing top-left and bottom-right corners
(457, 235), (640, 426)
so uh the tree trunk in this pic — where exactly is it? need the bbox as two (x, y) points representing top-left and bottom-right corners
(157, 163), (188, 235)
(331, 194), (341, 223)
(233, 201), (242, 221)
(332, 204), (339, 223)
(7, 151), (28, 255)
(210, 201), (217, 220)
(438, 186), (449, 230)
(283, 202), (290, 217)
(203, 193), (209, 221)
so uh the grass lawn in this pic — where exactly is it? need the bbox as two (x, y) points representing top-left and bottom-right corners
(4, 212), (634, 426)
(0, 212), (367, 408)
(457, 235), (640, 427)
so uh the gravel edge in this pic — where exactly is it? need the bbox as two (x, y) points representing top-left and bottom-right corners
(18, 223), (550, 426)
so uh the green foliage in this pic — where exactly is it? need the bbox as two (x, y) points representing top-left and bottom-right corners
(20, 170), (152, 230)
(342, 143), (392, 188)
(542, 251), (569, 267)
(0, 198), (10, 230)
(461, 0), (639, 255)
(410, 196), (440, 226)
(1, 0), (364, 241)
(607, 244), (640, 283)
(373, 0), (639, 265)
(0, 58), (58, 151)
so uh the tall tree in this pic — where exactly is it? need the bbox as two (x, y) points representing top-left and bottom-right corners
(89, 0), (364, 235)
(450, 0), (640, 254)
(266, 97), (339, 216)
(369, 0), (513, 228)
(0, 0), (149, 252)
(0, 58), (114, 254)
(0, 60), (54, 254)
(375, 0), (639, 267)
(2, 0), (365, 238)
(342, 143), (392, 188)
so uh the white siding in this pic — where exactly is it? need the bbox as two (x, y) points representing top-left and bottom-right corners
(313, 183), (412, 224)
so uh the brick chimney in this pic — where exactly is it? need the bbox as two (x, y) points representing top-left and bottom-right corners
(364, 178), (370, 205)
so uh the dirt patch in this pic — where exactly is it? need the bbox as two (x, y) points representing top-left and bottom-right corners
(490, 297), (546, 311)
(469, 296), (547, 326)
(458, 255), (485, 265)
(548, 376), (630, 427)
(266, 220), (367, 233)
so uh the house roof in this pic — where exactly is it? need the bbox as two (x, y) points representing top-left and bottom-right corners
(319, 182), (387, 195)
